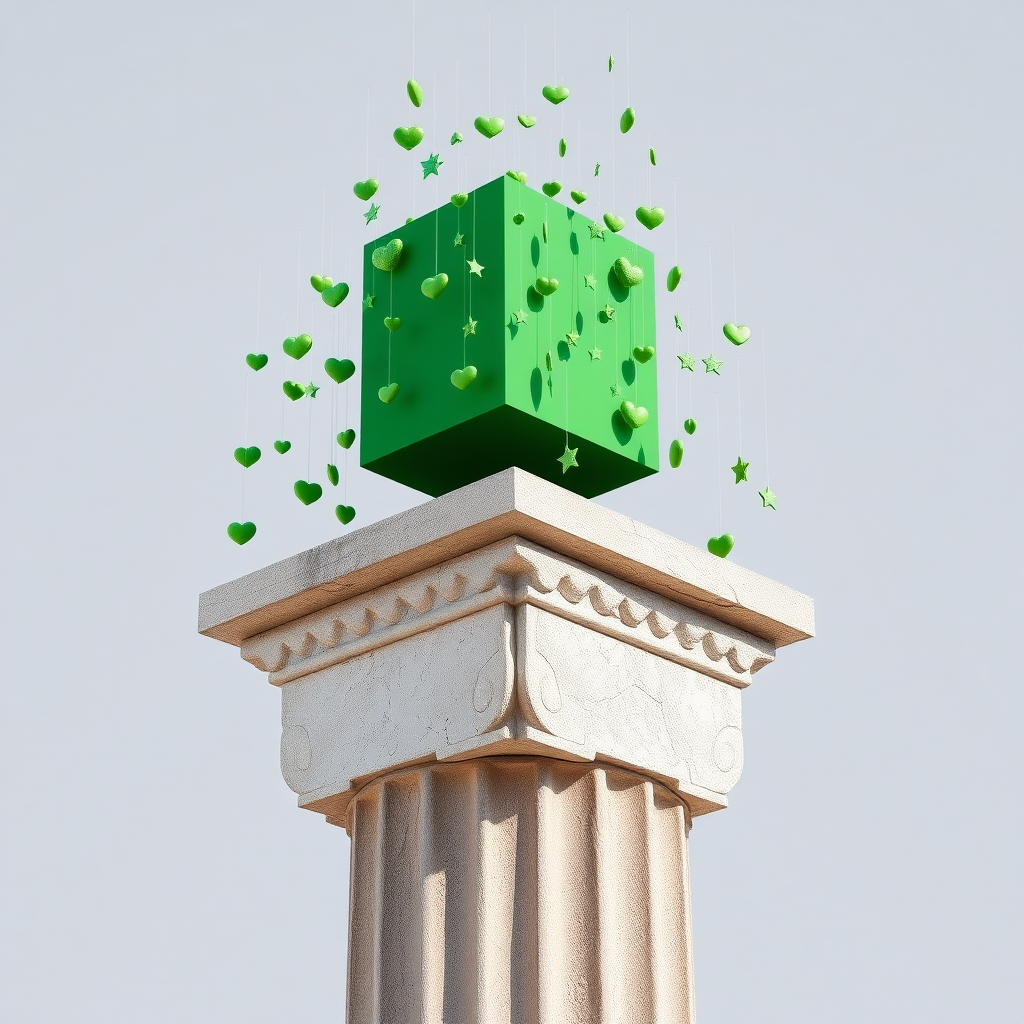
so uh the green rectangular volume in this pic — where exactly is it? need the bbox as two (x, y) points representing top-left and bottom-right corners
(360, 175), (659, 498)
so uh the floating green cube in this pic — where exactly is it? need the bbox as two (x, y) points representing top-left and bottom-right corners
(359, 174), (659, 498)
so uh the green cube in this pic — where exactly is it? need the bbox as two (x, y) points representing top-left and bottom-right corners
(359, 174), (659, 498)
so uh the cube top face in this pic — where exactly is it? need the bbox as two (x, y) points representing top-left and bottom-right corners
(360, 175), (659, 498)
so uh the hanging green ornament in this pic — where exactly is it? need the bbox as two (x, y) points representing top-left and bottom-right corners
(542, 84), (569, 104)
(383, 316), (402, 332)
(603, 212), (625, 233)
(282, 380), (306, 401)
(353, 179), (379, 201)
(541, 181), (562, 197)
(450, 192), (469, 207)
(324, 357), (355, 384)
(310, 275), (333, 292)
(245, 353), (268, 371)
(407, 79), (423, 107)
(667, 266), (683, 292)
(233, 446), (261, 468)
(613, 257), (644, 288)
(684, 418), (697, 435)
(273, 440), (292, 454)
(707, 534), (735, 559)
(421, 273), (449, 299)
(393, 126), (425, 150)
(336, 429), (356, 449)
(506, 170), (528, 184)
(293, 480), (323, 505)
(558, 138), (567, 157)
(378, 382), (400, 404)
(669, 440), (684, 468)
(517, 114), (537, 128)
(335, 504), (356, 525)
(450, 131), (463, 145)
(620, 107), (636, 133)
(632, 345), (656, 363)
(512, 212), (526, 225)
(371, 238), (404, 271)
(619, 401), (649, 429)
(534, 276), (559, 295)
(570, 190), (587, 205)
(326, 463), (340, 486)
(635, 206), (666, 230)
(723, 323), (751, 346)
(227, 521), (256, 545)
(322, 281), (349, 307)
(649, 147), (657, 166)
(474, 115), (505, 138)
(450, 366), (478, 390)
(282, 334), (312, 359)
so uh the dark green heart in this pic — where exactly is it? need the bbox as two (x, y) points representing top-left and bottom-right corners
(336, 429), (356, 449)
(321, 281), (349, 307)
(512, 212), (525, 225)
(227, 521), (256, 545)
(407, 79), (423, 107)
(282, 334), (312, 359)
(474, 115), (505, 139)
(371, 238), (403, 272)
(632, 345), (655, 364)
(282, 380), (305, 401)
(326, 463), (339, 486)
(620, 106), (636, 133)
(383, 316), (402, 332)
(667, 266), (683, 292)
(517, 113), (537, 128)
(293, 480), (322, 506)
(273, 439), (292, 454)
(421, 273), (449, 299)
(378, 382), (400, 404)
(636, 205), (666, 230)
(723, 323), (751, 346)
(245, 352), (268, 371)
(233, 445), (261, 468)
(707, 534), (735, 559)
(534, 276), (559, 296)
(324, 357), (355, 384)
(570, 190), (587, 205)
(450, 192), (468, 207)
(335, 504), (356, 525)
(542, 181), (562, 197)
(669, 439), (684, 469)
(393, 125), (424, 150)
(450, 365), (478, 390)
(684, 418), (697, 436)
(353, 178), (379, 201)
(542, 84), (569, 104)
(619, 401), (649, 429)
(603, 212), (625, 233)
(614, 256), (644, 288)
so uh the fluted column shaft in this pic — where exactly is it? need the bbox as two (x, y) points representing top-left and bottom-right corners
(347, 757), (694, 1024)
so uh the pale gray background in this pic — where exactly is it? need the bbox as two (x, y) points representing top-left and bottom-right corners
(2, 1), (1021, 1021)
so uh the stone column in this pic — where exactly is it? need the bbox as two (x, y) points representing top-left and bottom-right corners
(199, 469), (813, 1024)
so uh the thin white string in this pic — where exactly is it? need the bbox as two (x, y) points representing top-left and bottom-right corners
(294, 230), (301, 332)
(626, 9), (631, 106)
(320, 187), (326, 270)
(716, 392), (723, 532)
(673, 177), (679, 264)
(411, 0), (416, 84)
(731, 221), (738, 321)
(761, 321), (771, 486)
(365, 89), (370, 177)
(707, 240), (714, 352)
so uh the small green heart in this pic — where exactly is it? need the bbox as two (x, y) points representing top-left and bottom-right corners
(707, 534), (735, 559)
(570, 190), (587, 205)
(619, 401), (649, 429)
(534, 276), (559, 296)
(326, 463), (339, 486)
(245, 353), (268, 371)
(632, 345), (656, 364)
(371, 238), (404, 272)
(558, 137), (567, 157)
(636, 205), (666, 230)
(282, 334), (312, 359)
(282, 380), (305, 401)
(233, 445), (261, 468)
(335, 504), (356, 525)
(669, 439), (684, 468)
(407, 79), (423, 107)
(603, 212), (625, 233)
(353, 178), (379, 201)
(227, 521), (256, 545)
(310, 274), (332, 293)
(620, 106), (636, 133)
(474, 115), (505, 139)
(512, 212), (525, 225)
(613, 256), (644, 288)
(378, 382), (400, 404)
(667, 266), (683, 292)
(273, 439), (292, 454)
(542, 180), (562, 197)
(450, 131), (463, 145)
(650, 147), (657, 166)
(321, 281), (349, 308)
(450, 192), (469, 208)
(684, 418), (697, 436)
(723, 323), (751, 346)
(518, 114), (537, 128)
(383, 316), (402, 332)
(421, 273), (449, 299)
(293, 480), (322, 506)
(336, 429), (356, 449)
(324, 357), (355, 384)
(542, 84), (569, 105)
(450, 365), (478, 390)
(506, 170), (528, 184)
(393, 125), (425, 150)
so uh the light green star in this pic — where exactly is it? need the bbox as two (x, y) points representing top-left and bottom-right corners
(463, 316), (477, 338)
(584, 273), (597, 290)
(450, 131), (463, 145)
(304, 382), (320, 399)
(731, 457), (749, 483)
(453, 232), (465, 247)
(565, 328), (580, 347)
(594, 162), (601, 177)
(674, 313), (683, 331)
(608, 54), (614, 72)
(589, 223), (605, 240)
(467, 257), (484, 276)
(759, 486), (777, 510)
(557, 444), (579, 473)
(420, 152), (443, 178)
(362, 293), (375, 310)
(601, 304), (615, 321)
(513, 309), (528, 325)
(609, 382), (622, 397)
(677, 352), (695, 371)
(589, 345), (602, 361)
(363, 203), (380, 225)
(703, 354), (723, 375)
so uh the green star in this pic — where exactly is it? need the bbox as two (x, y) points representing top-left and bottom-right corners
(420, 152), (443, 178)
(363, 203), (380, 225)
(589, 223), (605, 240)
(677, 352), (695, 371)
(467, 257), (484, 276)
(759, 486), (777, 510)
(565, 329), (580, 347)
(513, 309), (528, 325)
(362, 293), (375, 310)
(450, 131), (463, 145)
(557, 444), (579, 473)
(608, 54), (614, 72)
(594, 162), (601, 177)
(609, 382), (622, 397)
(584, 273), (597, 290)
(674, 313), (683, 331)
(731, 456), (749, 483)
(453, 232), (465, 247)
(463, 316), (477, 338)
(601, 304), (615, 320)
(589, 345), (602, 361)
(304, 382), (320, 399)
(703, 354), (723, 375)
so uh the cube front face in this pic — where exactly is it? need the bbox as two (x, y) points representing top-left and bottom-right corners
(361, 175), (659, 498)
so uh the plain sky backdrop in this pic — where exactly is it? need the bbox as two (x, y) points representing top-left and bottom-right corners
(2, 2), (1022, 1022)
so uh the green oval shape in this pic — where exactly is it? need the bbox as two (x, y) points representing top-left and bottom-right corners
(407, 79), (423, 107)
(620, 106), (636, 133)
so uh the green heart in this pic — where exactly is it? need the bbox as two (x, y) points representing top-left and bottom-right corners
(378, 382), (400, 404)
(233, 445), (261, 468)
(326, 463), (339, 486)
(336, 429), (356, 449)
(309, 275), (332, 293)
(450, 193), (468, 208)
(534, 276), (559, 296)
(371, 238), (403, 272)
(723, 323), (751, 346)
(450, 131), (463, 145)
(421, 273), (449, 299)
(282, 380), (305, 401)
(669, 439), (684, 469)
(620, 106), (636, 133)
(383, 316), (402, 332)
(450, 365), (478, 390)
(650, 147), (657, 166)
(603, 212), (625, 233)
(393, 126), (425, 150)
(293, 480), (322, 506)
(667, 266), (682, 292)
(517, 114), (537, 128)
(570, 190), (587, 205)
(636, 206), (666, 230)
(321, 281), (349, 308)
(619, 401), (649, 429)
(335, 504), (356, 525)
(542, 181), (562, 197)
(474, 115), (505, 139)
(613, 256), (644, 288)
(273, 439), (291, 454)
(542, 84), (569, 104)
(407, 79), (423, 107)
(707, 534), (735, 559)
(282, 334), (312, 360)
(227, 521), (256, 545)
(245, 352), (268, 371)
(632, 345), (656, 364)
(506, 170), (528, 184)
(353, 178), (379, 201)
(512, 212), (525, 225)
(558, 138), (567, 157)
(684, 418), (697, 435)
(324, 357), (355, 384)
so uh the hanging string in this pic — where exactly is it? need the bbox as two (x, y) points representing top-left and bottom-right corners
(294, 230), (302, 333)
(716, 392), (723, 531)
(686, 301), (692, 413)
(365, 89), (370, 178)
(625, 9), (631, 108)
(708, 240), (714, 354)
(243, 264), (261, 516)
(411, 0), (417, 84)
(320, 186), (326, 272)
(433, 64), (439, 272)
(731, 221), (739, 322)
(761, 322), (771, 487)
(307, 293), (315, 480)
